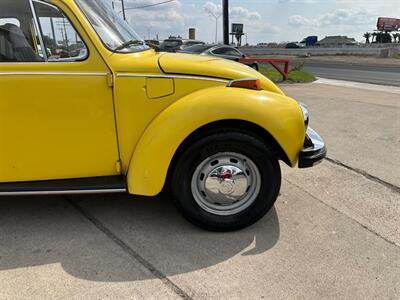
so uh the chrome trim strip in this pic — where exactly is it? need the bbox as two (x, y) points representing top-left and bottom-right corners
(0, 188), (127, 196)
(0, 72), (108, 76)
(29, 0), (48, 61)
(0, 73), (227, 82)
(117, 73), (229, 83)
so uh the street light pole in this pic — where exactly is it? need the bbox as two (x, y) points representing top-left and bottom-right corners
(215, 15), (221, 43)
(207, 10), (222, 43)
(222, 0), (229, 45)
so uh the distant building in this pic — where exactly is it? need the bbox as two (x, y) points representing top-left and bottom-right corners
(317, 36), (356, 46)
(189, 28), (196, 40)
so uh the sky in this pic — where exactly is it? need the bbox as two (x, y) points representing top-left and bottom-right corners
(115, 0), (400, 44)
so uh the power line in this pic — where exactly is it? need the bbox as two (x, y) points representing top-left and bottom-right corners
(124, 0), (175, 10)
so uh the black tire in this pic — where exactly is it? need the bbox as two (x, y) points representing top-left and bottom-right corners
(171, 131), (281, 231)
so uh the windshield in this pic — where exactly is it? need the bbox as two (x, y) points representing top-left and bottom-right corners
(75, 0), (149, 53)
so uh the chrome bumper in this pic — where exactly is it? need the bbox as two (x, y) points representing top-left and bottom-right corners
(298, 127), (327, 168)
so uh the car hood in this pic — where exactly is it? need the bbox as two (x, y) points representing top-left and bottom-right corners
(158, 53), (283, 95)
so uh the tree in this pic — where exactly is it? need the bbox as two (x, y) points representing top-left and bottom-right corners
(392, 33), (400, 43)
(371, 32), (377, 43)
(363, 32), (371, 44)
(376, 32), (392, 43)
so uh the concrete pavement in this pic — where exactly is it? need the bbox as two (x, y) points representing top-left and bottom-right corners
(282, 82), (400, 188)
(0, 82), (399, 299)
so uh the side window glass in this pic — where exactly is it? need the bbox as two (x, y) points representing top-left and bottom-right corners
(0, 1), (43, 62)
(225, 49), (241, 57)
(33, 1), (87, 61)
(211, 47), (228, 55)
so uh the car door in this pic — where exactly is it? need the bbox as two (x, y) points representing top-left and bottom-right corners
(0, 0), (120, 183)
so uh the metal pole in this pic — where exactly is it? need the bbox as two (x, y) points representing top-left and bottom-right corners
(121, 0), (127, 20)
(222, 0), (229, 45)
(50, 17), (56, 42)
(29, 0), (47, 61)
(62, 17), (69, 49)
(215, 17), (218, 43)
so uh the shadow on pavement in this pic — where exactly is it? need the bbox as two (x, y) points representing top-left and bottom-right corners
(0, 194), (280, 282)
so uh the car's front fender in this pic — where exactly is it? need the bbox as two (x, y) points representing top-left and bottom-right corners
(126, 86), (305, 196)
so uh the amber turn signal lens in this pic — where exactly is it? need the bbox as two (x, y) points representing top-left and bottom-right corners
(227, 78), (262, 91)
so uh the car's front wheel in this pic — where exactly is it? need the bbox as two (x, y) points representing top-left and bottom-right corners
(171, 131), (281, 231)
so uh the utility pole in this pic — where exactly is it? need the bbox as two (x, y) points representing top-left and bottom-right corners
(62, 17), (69, 49)
(121, 0), (126, 20)
(50, 17), (56, 42)
(222, 0), (229, 45)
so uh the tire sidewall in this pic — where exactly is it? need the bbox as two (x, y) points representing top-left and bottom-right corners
(172, 132), (281, 231)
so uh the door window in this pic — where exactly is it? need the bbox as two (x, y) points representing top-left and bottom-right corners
(211, 47), (229, 55)
(212, 47), (241, 57)
(33, 0), (88, 61)
(224, 48), (242, 57)
(0, 0), (43, 62)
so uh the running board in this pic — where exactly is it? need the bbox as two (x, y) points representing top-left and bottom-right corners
(0, 176), (127, 196)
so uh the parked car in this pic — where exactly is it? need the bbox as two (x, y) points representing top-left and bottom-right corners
(285, 42), (305, 49)
(145, 39), (160, 50)
(181, 44), (259, 70)
(0, 0), (326, 231)
(160, 38), (204, 52)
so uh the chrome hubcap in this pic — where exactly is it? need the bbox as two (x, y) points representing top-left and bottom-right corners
(191, 152), (261, 216)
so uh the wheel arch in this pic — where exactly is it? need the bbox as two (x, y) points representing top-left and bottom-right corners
(167, 119), (291, 182)
(126, 86), (304, 196)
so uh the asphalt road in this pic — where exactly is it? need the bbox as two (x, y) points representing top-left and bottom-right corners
(303, 62), (400, 86)
(0, 83), (399, 299)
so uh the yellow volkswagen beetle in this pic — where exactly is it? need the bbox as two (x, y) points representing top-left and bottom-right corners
(0, 0), (326, 230)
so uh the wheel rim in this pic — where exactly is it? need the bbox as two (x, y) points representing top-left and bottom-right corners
(191, 152), (261, 216)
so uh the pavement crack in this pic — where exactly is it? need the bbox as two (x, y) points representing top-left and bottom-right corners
(65, 197), (193, 300)
(325, 157), (400, 194)
(283, 178), (399, 248)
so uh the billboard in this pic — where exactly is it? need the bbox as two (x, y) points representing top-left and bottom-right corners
(377, 17), (400, 32)
(231, 23), (244, 34)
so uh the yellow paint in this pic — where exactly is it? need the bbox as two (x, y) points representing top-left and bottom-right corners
(0, 0), (306, 196)
(113, 76), (225, 173)
(158, 53), (284, 95)
(146, 78), (175, 99)
(127, 87), (304, 196)
(0, 0), (119, 183)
